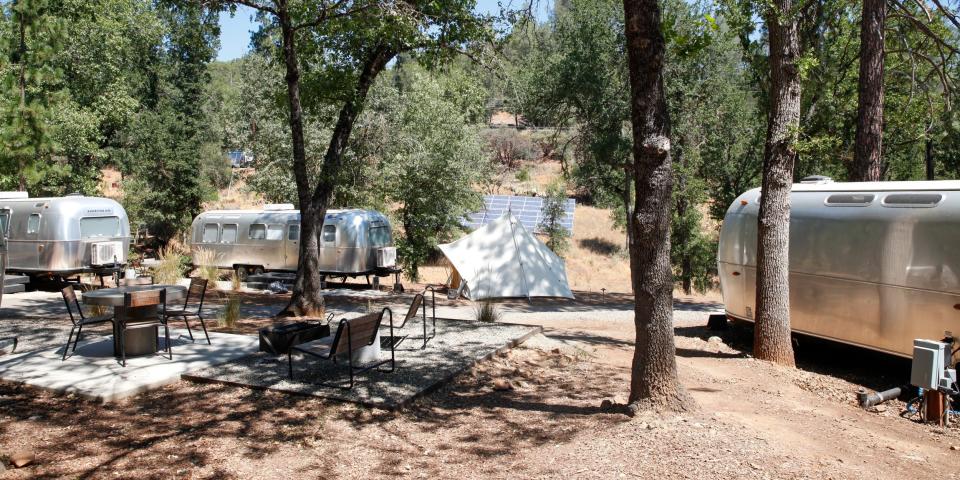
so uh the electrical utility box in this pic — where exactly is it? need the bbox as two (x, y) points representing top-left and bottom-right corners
(911, 339), (948, 390)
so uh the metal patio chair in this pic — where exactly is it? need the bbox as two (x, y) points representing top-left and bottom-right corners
(118, 289), (170, 367)
(61, 285), (115, 360)
(163, 278), (210, 344)
(380, 287), (437, 350)
(287, 308), (396, 389)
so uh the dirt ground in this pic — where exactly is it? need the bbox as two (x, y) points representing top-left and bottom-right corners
(1, 292), (958, 479)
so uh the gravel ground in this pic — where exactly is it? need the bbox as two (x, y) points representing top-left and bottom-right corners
(184, 319), (539, 408)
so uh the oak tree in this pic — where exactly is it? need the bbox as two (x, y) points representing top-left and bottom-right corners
(622, 0), (693, 412)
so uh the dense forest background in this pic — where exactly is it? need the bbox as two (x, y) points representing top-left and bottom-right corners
(2, 0), (960, 288)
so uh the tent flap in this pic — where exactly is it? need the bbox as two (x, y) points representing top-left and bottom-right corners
(438, 212), (574, 300)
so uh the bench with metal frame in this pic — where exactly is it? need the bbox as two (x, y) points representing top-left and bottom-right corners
(287, 308), (396, 389)
(381, 287), (437, 350)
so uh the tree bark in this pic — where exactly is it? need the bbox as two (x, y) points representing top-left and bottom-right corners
(622, 0), (692, 412)
(754, 0), (800, 367)
(851, 0), (885, 182)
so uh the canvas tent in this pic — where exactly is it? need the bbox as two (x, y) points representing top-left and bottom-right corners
(438, 212), (574, 300)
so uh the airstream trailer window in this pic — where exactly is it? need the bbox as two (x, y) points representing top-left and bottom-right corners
(249, 224), (266, 240)
(266, 225), (283, 240)
(221, 224), (238, 243)
(288, 224), (300, 241)
(881, 193), (944, 207)
(322, 225), (336, 244)
(369, 225), (390, 246)
(26, 214), (40, 234)
(825, 194), (875, 206)
(202, 223), (219, 243)
(79, 216), (120, 238)
(0, 212), (8, 235)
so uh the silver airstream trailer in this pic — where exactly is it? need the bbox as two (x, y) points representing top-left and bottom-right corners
(0, 193), (131, 279)
(718, 179), (960, 358)
(189, 205), (398, 279)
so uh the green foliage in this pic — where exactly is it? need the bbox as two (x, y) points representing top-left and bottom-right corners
(0, 0), (64, 190)
(380, 71), (489, 281)
(515, 166), (531, 182)
(122, 1), (220, 244)
(519, 0), (631, 216)
(540, 180), (570, 256)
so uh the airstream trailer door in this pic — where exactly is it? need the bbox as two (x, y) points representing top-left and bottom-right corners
(285, 224), (300, 270)
(24, 213), (41, 270)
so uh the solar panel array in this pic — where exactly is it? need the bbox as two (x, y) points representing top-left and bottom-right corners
(464, 195), (576, 235)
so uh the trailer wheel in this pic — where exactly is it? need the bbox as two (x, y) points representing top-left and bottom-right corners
(252, 266), (265, 276)
(707, 314), (728, 331)
(235, 266), (248, 281)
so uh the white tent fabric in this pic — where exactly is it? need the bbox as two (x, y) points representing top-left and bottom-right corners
(438, 212), (574, 300)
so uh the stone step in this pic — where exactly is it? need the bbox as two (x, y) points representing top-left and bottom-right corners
(3, 283), (26, 294)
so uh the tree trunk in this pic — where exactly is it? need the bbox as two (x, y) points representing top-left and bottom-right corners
(287, 46), (394, 315)
(925, 137), (934, 180)
(622, 0), (693, 412)
(851, 0), (885, 182)
(623, 165), (631, 251)
(754, 1), (800, 367)
(274, 4), (323, 316)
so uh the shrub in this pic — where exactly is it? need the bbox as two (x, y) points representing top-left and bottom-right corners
(474, 300), (502, 323)
(152, 247), (188, 285)
(219, 296), (241, 329)
(515, 166), (531, 182)
(230, 269), (242, 292)
(483, 129), (537, 169)
(192, 247), (222, 286)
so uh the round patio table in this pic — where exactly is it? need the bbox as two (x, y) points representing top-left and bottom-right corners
(82, 285), (187, 358)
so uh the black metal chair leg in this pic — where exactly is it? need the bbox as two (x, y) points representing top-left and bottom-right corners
(288, 351), (294, 380)
(197, 314), (211, 345)
(62, 327), (75, 361)
(182, 318), (194, 341)
(120, 328), (126, 367)
(164, 324), (172, 360)
(73, 324), (84, 352)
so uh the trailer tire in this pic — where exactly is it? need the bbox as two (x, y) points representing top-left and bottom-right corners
(707, 314), (728, 331)
(252, 266), (265, 276)
(235, 266), (249, 281)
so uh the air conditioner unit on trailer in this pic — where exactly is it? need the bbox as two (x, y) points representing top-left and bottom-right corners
(90, 241), (123, 266)
(376, 247), (397, 268)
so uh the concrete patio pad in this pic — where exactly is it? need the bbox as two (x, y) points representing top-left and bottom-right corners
(184, 319), (541, 409)
(0, 328), (258, 402)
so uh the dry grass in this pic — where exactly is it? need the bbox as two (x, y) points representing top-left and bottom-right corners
(192, 247), (223, 284)
(202, 171), (264, 210)
(152, 247), (186, 285)
(218, 296), (242, 329)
